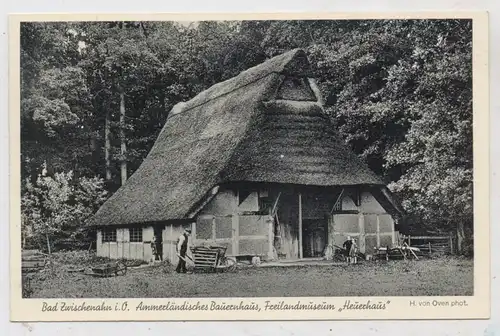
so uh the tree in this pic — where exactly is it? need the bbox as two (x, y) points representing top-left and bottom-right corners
(21, 23), (94, 179)
(21, 171), (108, 253)
(383, 20), (473, 253)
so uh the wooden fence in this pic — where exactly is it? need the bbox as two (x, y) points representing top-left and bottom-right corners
(400, 234), (454, 255)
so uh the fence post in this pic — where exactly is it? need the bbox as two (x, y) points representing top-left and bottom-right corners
(428, 242), (432, 254)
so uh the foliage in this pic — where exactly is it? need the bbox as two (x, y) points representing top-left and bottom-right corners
(21, 171), (107, 252)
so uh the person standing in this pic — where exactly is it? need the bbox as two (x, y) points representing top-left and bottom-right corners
(350, 238), (359, 264)
(176, 228), (192, 273)
(150, 236), (157, 264)
(343, 236), (353, 264)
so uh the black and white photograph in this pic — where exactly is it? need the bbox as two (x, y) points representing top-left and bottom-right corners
(16, 16), (483, 305)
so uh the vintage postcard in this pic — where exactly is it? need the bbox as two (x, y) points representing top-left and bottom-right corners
(9, 12), (489, 321)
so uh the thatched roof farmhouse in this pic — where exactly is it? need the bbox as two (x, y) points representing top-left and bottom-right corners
(90, 49), (403, 263)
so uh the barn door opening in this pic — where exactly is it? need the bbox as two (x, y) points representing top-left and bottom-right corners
(302, 218), (328, 258)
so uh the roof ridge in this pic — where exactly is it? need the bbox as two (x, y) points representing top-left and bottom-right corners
(167, 71), (276, 119)
(167, 48), (307, 119)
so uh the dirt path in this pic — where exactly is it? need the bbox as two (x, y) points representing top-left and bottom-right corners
(27, 258), (473, 298)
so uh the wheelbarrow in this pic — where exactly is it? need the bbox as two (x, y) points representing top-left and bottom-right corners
(89, 260), (127, 277)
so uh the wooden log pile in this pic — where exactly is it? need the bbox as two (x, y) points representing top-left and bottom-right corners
(22, 250), (48, 273)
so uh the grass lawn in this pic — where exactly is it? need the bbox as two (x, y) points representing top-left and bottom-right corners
(24, 251), (473, 298)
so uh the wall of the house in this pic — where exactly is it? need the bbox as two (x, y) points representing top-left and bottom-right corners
(239, 191), (259, 212)
(96, 226), (154, 261)
(360, 192), (387, 213)
(95, 187), (396, 262)
(194, 189), (273, 260)
(192, 186), (397, 260)
(341, 195), (358, 211)
(331, 191), (395, 256)
(200, 189), (238, 215)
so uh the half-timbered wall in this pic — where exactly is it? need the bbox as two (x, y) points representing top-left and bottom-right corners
(331, 191), (395, 255)
(193, 188), (273, 259)
(97, 186), (397, 262)
(96, 226), (155, 261)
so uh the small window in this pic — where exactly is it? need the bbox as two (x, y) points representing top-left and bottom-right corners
(276, 77), (317, 101)
(129, 227), (143, 242)
(102, 228), (117, 242)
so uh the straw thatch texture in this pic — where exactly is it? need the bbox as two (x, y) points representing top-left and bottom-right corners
(89, 49), (384, 227)
(222, 99), (384, 186)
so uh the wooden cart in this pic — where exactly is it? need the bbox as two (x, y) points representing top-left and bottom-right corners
(332, 244), (365, 262)
(190, 245), (236, 273)
(90, 260), (128, 277)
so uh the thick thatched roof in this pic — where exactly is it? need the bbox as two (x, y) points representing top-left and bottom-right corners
(89, 48), (386, 227)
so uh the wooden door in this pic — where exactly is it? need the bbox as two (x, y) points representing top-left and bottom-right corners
(143, 227), (154, 261)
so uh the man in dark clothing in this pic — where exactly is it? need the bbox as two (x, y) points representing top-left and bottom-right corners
(176, 228), (191, 273)
(343, 236), (353, 264)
